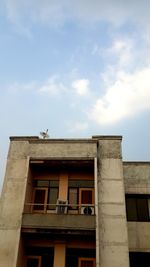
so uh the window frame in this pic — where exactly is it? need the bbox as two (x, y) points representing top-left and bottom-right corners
(79, 188), (95, 206)
(32, 180), (59, 212)
(78, 257), (96, 267)
(47, 186), (59, 210)
(26, 255), (42, 267)
(32, 187), (48, 213)
(126, 194), (149, 222)
(68, 186), (95, 213)
(68, 187), (78, 210)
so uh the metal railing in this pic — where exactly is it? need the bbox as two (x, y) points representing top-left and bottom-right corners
(23, 203), (95, 215)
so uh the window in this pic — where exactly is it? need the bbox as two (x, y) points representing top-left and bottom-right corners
(79, 188), (94, 206)
(79, 188), (94, 215)
(126, 195), (149, 221)
(68, 180), (94, 211)
(79, 189), (93, 205)
(26, 256), (41, 267)
(129, 252), (150, 267)
(32, 188), (48, 212)
(68, 188), (94, 211)
(26, 247), (54, 267)
(78, 258), (96, 267)
(68, 188), (78, 209)
(48, 187), (59, 210)
(32, 180), (58, 212)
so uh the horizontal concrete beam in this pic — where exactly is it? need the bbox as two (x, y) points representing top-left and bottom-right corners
(22, 214), (96, 230)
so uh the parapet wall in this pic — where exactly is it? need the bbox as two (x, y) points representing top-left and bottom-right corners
(123, 162), (150, 194)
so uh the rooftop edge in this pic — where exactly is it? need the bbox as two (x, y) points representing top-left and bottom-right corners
(9, 135), (122, 141)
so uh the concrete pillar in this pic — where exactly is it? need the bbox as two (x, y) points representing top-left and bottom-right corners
(96, 137), (129, 267)
(0, 141), (29, 267)
(59, 171), (68, 200)
(54, 242), (66, 267)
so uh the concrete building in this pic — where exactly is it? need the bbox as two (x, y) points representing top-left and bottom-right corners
(0, 135), (150, 267)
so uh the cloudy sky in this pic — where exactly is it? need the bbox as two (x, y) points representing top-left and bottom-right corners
(0, 0), (150, 190)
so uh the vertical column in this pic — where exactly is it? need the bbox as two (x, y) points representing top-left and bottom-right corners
(97, 137), (129, 267)
(59, 171), (68, 201)
(54, 242), (66, 267)
(0, 140), (29, 267)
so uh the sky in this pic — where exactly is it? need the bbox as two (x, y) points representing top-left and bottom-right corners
(0, 0), (150, 190)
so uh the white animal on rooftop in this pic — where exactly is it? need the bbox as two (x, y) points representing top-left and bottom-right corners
(40, 129), (49, 139)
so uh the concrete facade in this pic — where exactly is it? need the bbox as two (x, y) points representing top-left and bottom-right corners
(0, 135), (150, 267)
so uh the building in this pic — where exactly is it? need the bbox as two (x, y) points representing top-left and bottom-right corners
(0, 135), (150, 267)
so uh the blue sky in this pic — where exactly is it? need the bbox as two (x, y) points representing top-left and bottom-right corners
(0, 0), (150, 190)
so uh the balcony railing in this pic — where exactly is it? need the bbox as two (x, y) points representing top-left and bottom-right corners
(24, 202), (96, 215)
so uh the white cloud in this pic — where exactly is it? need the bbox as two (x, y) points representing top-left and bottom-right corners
(112, 40), (129, 55)
(99, 38), (133, 69)
(98, 37), (137, 90)
(3, 0), (150, 29)
(72, 79), (90, 96)
(8, 81), (37, 93)
(110, 39), (133, 67)
(3, 0), (69, 29)
(39, 76), (66, 96)
(7, 75), (92, 98)
(8, 75), (67, 96)
(90, 68), (150, 125)
(72, 0), (150, 28)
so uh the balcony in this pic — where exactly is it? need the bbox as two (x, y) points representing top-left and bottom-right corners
(22, 203), (96, 232)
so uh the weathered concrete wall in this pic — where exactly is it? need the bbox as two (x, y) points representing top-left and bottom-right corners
(0, 229), (21, 266)
(128, 222), (150, 251)
(0, 140), (30, 267)
(7, 137), (97, 159)
(123, 162), (150, 194)
(24, 167), (33, 213)
(22, 213), (95, 230)
(29, 141), (97, 158)
(123, 162), (150, 252)
(97, 138), (129, 267)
